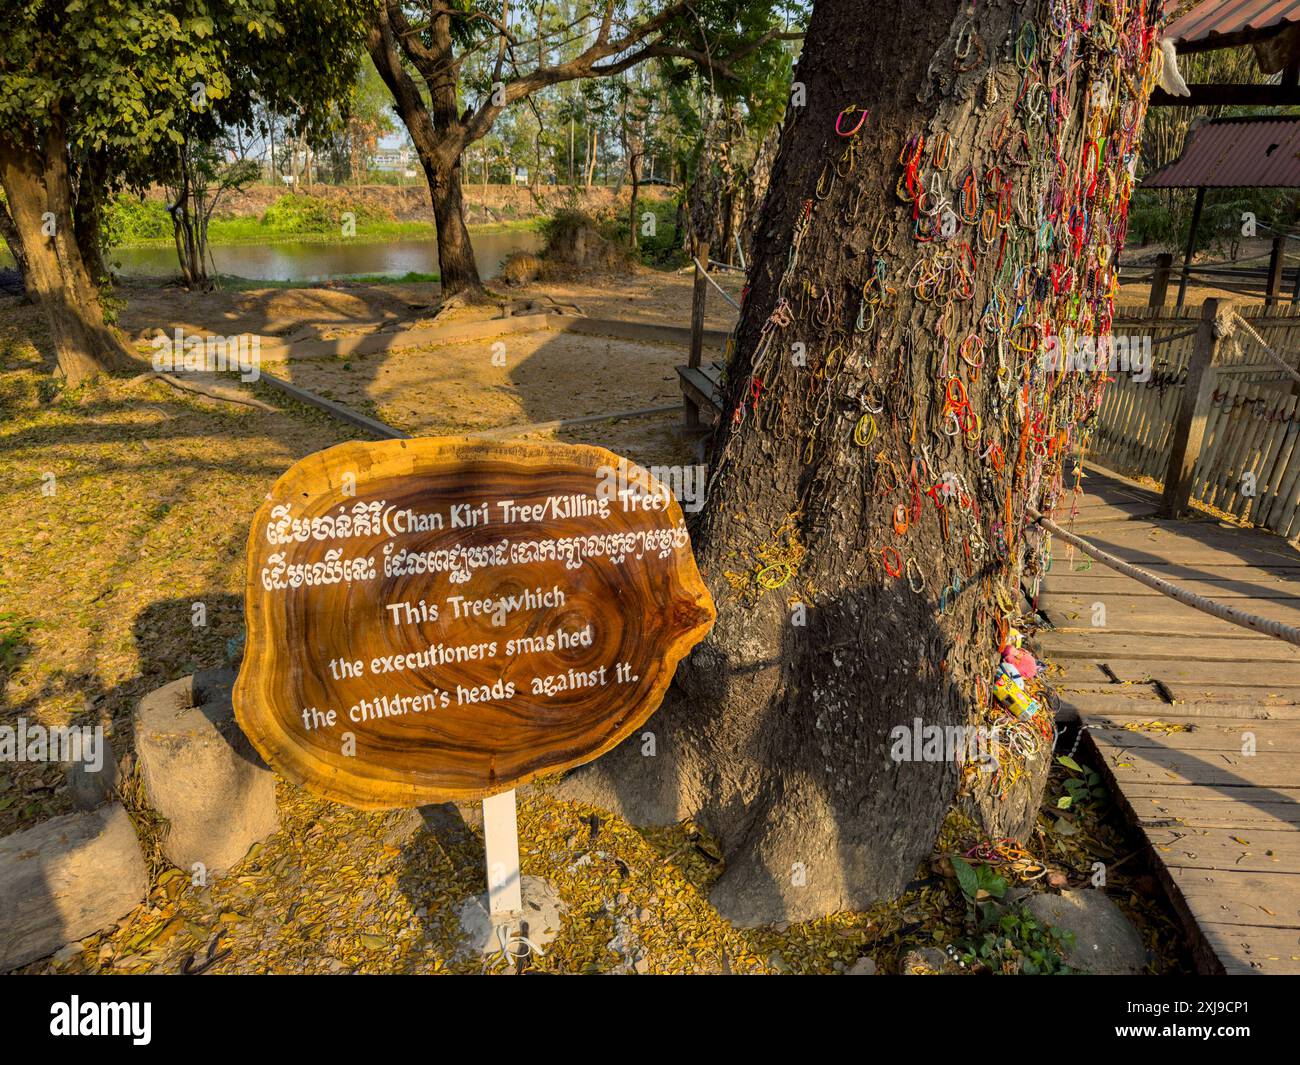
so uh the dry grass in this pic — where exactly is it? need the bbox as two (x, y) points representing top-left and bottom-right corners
(1, 288), (1186, 975)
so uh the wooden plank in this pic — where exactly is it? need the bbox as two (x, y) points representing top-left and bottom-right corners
(1175, 871), (1300, 929)
(1063, 488), (1154, 509)
(1130, 792), (1300, 829)
(1243, 393), (1296, 526)
(1056, 513), (1300, 547)
(1199, 925), (1300, 974)
(1044, 561), (1300, 581)
(1049, 657), (1300, 686)
(1094, 746), (1298, 789)
(1054, 468), (1300, 974)
(1046, 615), (1295, 638)
(1042, 633), (1300, 662)
(1144, 827), (1300, 875)
(1048, 615), (1299, 638)
(676, 365), (723, 414)
(1052, 500), (1161, 522)
(1163, 299), (1224, 518)
(1089, 720), (1300, 752)
(1040, 574), (1300, 598)
(1061, 691), (1300, 721)
(1162, 684), (1300, 706)
(1258, 412), (1300, 532)
(1041, 592), (1300, 629)
(1050, 534), (1300, 571)
(1070, 699), (1300, 722)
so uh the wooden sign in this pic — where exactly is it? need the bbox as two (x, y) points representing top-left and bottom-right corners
(233, 438), (715, 809)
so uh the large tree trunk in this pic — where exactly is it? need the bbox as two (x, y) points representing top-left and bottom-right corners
(560, 0), (1161, 926)
(0, 121), (131, 385)
(426, 157), (483, 299)
(365, 7), (485, 301)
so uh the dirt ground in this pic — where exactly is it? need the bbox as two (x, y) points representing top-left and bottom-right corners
(0, 269), (1190, 976)
(119, 264), (744, 465)
(117, 265), (744, 343)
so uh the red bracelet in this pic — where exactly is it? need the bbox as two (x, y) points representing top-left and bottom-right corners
(881, 546), (903, 578)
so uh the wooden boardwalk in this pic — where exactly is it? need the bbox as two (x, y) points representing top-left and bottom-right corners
(1035, 466), (1300, 974)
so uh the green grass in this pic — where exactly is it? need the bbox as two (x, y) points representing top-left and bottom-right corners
(100, 193), (544, 251)
(208, 270), (441, 291)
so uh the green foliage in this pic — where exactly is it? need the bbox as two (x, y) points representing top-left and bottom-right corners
(1128, 187), (1299, 254)
(955, 903), (1076, 975)
(1, 1), (370, 186)
(951, 856), (1008, 902)
(946, 855), (1074, 973)
(619, 196), (684, 267)
(1055, 754), (1107, 812)
(104, 196), (173, 243)
(259, 195), (389, 234)
(539, 207), (597, 251)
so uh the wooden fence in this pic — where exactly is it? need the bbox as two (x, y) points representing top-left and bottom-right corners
(1089, 302), (1300, 536)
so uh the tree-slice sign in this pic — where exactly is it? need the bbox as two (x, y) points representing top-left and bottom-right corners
(234, 437), (715, 809)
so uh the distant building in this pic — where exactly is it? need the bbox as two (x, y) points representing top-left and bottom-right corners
(370, 147), (413, 172)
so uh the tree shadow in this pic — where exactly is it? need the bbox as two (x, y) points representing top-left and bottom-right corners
(554, 573), (1046, 927)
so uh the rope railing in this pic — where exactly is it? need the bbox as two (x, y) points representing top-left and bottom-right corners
(691, 257), (741, 310)
(1031, 509), (1300, 648)
(1229, 311), (1300, 387)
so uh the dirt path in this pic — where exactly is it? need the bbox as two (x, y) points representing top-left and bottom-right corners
(117, 265), (742, 343)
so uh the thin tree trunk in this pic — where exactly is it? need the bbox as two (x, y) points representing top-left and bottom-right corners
(628, 160), (641, 251)
(561, 0), (1161, 926)
(0, 198), (32, 298)
(0, 125), (130, 384)
(72, 150), (109, 286)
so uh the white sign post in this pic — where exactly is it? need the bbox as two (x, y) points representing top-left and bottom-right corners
(483, 789), (523, 925)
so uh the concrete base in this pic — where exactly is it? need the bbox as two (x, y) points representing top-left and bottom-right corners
(455, 875), (564, 960)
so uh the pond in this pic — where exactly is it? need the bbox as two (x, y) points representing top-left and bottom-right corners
(0, 229), (543, 284)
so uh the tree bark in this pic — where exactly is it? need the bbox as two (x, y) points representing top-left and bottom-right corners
(72, 150), (109, 286)
(0, 121), (131, 385)
(0, 198), (32, 298)
(560, 0), (1161, 925)
(426, 156), (482, 297)
(365, 6), (485, 300)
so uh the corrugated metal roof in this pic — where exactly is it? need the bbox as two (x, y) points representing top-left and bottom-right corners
(1143, 116), (1300, 187)
(1166, 0), (1300, 52)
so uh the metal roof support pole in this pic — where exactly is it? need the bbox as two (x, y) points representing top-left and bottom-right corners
(1267, 235), (1287, 308)
(1177, 185), (1206, 310)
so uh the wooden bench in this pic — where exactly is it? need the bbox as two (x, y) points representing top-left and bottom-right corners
(677, 360), (725, 429)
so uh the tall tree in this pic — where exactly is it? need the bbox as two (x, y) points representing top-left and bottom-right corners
(0, 1), (366, 382)
(563, 0), (1164, 925)
(365, 1), (800, 300)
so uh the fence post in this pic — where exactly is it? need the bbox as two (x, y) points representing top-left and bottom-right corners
(1149, 253), (1173, 308)
(1267, 235), (1286, 308)
(1176, 186), (1206, 310)
(685, 237), (710, 430)
(1162, 298), (1229, 519)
